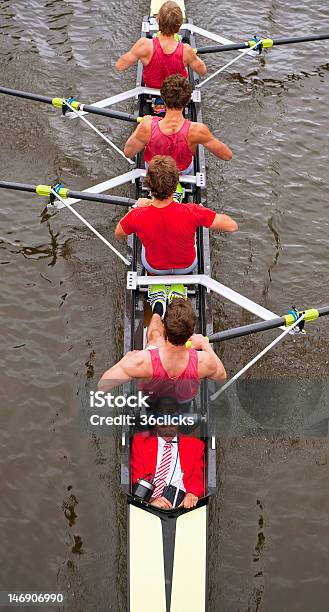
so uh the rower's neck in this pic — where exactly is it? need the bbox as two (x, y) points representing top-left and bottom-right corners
(159, 32), (177, 43)
(162, 108), (185, 121)
(165, 342), (188, 355)
(151, 195), (174, 207)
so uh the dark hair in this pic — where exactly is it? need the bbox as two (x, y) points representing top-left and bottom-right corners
(160, 74), (192, 109)
(158, 1), (183, 36)
(164, 299), (196, 346)
(144, 155), (179, 200)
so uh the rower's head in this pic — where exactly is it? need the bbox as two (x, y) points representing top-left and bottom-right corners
(145, 155), (179, 201)
(158, 1), (184, 36)
(160, 74), (192, 110)
(164, 299), (196, 346)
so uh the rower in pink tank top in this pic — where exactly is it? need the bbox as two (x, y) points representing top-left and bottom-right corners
(144, 116), (193, 172)
(140, 347), (200, 403)
(143, 38), (188, 89)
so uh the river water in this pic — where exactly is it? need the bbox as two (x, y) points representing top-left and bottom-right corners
(1, 0), (329, 610)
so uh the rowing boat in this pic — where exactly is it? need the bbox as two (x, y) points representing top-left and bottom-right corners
(120, 2), (215, 610)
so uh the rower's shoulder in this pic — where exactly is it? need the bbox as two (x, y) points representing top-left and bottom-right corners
(183, 42), (197, 58)
(123, 349), (152, 373)
(188, 121), (209, 136)
(140, 114), (154, 124)
(182, 42), (194, 52)
(196, 349), (217, 376)
(134, 37), (153, 52)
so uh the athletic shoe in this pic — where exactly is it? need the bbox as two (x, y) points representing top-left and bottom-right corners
(167, 284), (187, 304)
(172, 182), (184, 203)
(148, 284), (167, 319)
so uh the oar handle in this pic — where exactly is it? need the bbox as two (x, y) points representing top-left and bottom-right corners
(185, 336), (209, 349)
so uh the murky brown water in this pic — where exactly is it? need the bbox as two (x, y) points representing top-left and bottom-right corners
(1, 1), (329, 610)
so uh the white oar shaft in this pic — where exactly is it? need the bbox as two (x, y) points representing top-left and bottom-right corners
(211, 313), (305, 400)
(63, 100), (134, 165)
(197, 40), (262, 88)
(50, 188), (131, 266)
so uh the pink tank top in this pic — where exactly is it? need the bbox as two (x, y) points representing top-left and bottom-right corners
(140, 347), (200, 402)
(143, 38), (188, 89)
(144, 117), (193, 171)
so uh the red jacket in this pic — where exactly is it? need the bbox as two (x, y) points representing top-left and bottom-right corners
(130, 433), (205, 498)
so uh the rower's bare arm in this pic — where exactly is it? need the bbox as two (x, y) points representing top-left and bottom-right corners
(208, 354), (227, 382)
(184, 45), (207, 75)
(115, 221), (129, 241)
(210, 213), (238, 233)
(196, 124), (232, 160)
(98, 352), (149, 392)
(116, 39), (148, 71)
(190, 334), (227, 381)
(124, 118), (151, 158)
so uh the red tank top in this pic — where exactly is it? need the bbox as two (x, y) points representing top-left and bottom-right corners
(144, 117), (193, 171)
(140, 347), (200, 402)
(143, 38), (188, 88)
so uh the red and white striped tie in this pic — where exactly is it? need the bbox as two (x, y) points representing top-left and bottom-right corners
(153, 442), (172, 498)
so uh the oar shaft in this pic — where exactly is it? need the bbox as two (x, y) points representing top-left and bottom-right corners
(209, 316), (286, 342)
(0, 86), (138, 123)
(197, 42), (248, 54)
(0, 85), (53, 104)
(0, 180), (135, 207)
(197, 32), (329, 55)
(318, 306), (329, 318)
(81, 104), (137, 123)
(0, 181), (37, 194)
(273, 32), (329, 46)
(66, 190), (135, 207)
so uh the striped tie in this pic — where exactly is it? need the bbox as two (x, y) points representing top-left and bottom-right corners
(153, 442), (172, 498)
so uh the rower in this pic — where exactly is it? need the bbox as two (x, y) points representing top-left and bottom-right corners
(115, 155), (238, 276)
(124, 74), (233, 172)
(98, 297), (227, 394)
(115, 0), (206, 88)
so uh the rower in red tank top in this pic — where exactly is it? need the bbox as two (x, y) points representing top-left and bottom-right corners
(124, 75), (233, 173)
(98, 298), (228, 396)
(142, 37), (187, 89)
(115, 1), (207, 86)
(144, 116), (193, 172)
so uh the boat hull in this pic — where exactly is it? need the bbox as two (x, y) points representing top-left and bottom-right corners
(129, 501), (208, 612)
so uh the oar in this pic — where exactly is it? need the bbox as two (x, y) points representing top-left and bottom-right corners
(0, 86), (136, 164)
(197, 32), (329, 55)
(0, 85), (140, 123)
(211, 313), (306, 401)
(197, 39), (263, 88)
(208, 306), (329, 343)
(0, 180), (133, 266)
